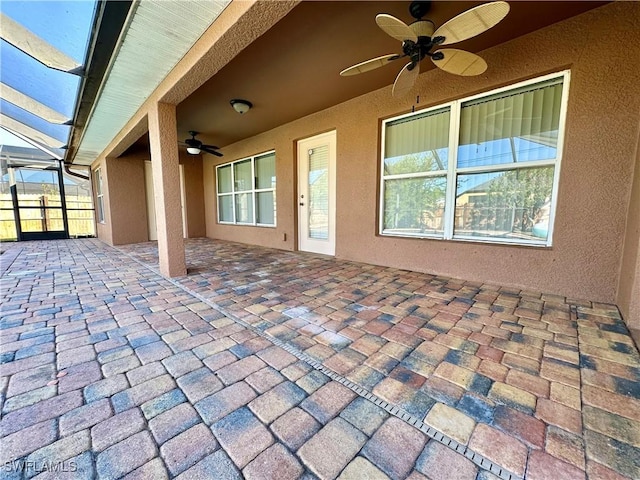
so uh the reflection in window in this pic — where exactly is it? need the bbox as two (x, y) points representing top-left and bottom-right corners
(384, 177), (446, 235)
(381, 108), (450, 238)
(458, 79), (563, 168)
(94, 167), (105, 223)
(216, 151), (276, 226)
(455, 168), (554, 241)
(380, 71), (568, 245)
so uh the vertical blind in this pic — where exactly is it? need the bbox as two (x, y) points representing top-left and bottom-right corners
(255, 153), (276, 189)
(385, 108), (450, 159)
(308, 145), (329, 240)
(459, 79), (563, 149)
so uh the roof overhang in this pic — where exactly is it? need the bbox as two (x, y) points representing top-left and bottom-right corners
(70, 0), (231, 165)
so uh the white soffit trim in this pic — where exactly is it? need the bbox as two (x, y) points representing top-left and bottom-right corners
(73, 0), (230, 165)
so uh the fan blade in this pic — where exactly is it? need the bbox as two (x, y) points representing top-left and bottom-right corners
(376, 14), (417, 42)
(340, 54), (401, 76)
(432, 49), (487, 76)
(392, 62), (419, 98)
(202, 146), (223, 157)
(202, 144), (220, 150)
(433, 1), (510, 45)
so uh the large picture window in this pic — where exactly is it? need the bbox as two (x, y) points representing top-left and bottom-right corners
(380, 71), (569, 246)
(216, 151), (276, 226)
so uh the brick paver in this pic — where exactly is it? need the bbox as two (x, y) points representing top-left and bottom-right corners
(1, 238), (639, 479)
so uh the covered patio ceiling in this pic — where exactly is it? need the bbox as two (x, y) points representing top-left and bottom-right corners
(166, 1), (608, 153)
(2, 1), (609, 166)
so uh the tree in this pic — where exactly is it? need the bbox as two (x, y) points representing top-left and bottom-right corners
(383, 152), (446, 233)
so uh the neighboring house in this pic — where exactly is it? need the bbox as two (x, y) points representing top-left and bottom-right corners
(6, 1), (640, 336)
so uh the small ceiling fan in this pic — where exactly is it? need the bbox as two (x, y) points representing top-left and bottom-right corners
(340, 1), (510, 98)
(182, 131), (223, 157)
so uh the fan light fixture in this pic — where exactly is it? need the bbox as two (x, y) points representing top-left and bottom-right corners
(339, 1), (510, 98)
(230, 99), (252, 114)
(183, 131), (223, 157)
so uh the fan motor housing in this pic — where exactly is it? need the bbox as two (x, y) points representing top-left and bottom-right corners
(411, 19), (435, 37)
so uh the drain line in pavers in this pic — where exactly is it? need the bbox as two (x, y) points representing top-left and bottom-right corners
(122, 250), (521, 480)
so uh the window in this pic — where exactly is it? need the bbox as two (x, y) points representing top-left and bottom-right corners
(216, 151), (276, 226)
(380, 71), (569, 246)
(94, 167), (105, 223)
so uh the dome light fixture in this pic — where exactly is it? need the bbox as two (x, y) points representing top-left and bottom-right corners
(230, 99), (252, 114)
(186, 147), (201, 155)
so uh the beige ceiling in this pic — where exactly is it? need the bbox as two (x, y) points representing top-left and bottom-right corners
(132, 1), (608, 153)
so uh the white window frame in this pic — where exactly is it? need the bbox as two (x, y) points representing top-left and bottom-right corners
(380, 70), (570, 247)
(94, 167), (105, 224)
(216, 150), (276, 227)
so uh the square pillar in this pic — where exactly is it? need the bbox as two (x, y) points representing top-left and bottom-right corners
(148, 102), (187, 277)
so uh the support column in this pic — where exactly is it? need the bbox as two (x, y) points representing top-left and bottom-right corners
(148, 102), (186, 277)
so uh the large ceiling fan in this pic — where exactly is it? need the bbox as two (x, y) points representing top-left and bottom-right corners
(340, 1), (510, 98)
(182, 131), (223, 157)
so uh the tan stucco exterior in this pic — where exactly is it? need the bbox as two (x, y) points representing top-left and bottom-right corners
(204, 2), (640, 315)
(93, 2), (640, 330)
(181, 153), (206, 239)
(618, 126), (640, 332)
(92, 149), (205, 247)
(92, 156), (147, 246)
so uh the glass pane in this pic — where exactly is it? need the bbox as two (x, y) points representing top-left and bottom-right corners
(256, 191), (275, 225)
(454, 167), (554, 242)
(68, 211), (96, 237)
(458, 79), (563, 168)
(255, 153), (276, 189)
(217, 165), (232, 193)
(234, 160), (252, 192)
(384, 108), (450, 175)
(94, 169), (103, 195)
(235, 192), (253, 224)
(308, 145), (329, 240)
(383, 177), (446, 236)
(15, 168), (61, 204)
(63, 169), (93, 207)
(19, 207), (64, 232)
(96, 197), (105, 223)
(0, 216), (17, 241)
(218, 195), (233, 222)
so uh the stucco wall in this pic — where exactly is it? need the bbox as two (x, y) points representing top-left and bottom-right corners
(204, 2), (640, 308)
(617, 126), (640, 331)
(105, 155), (149, 245)
(92, 149), (207, 245)
(179, 152), (206, 238)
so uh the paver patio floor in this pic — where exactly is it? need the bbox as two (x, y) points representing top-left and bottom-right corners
(1, 238), (639, 479)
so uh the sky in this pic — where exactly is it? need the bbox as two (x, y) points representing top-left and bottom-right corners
(0, 128), (33, 148)
(0, 1), (97, 152)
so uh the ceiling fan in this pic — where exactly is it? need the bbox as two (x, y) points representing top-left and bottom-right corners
(340, 1), (510, 98)
(182, 131), (223, 157)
